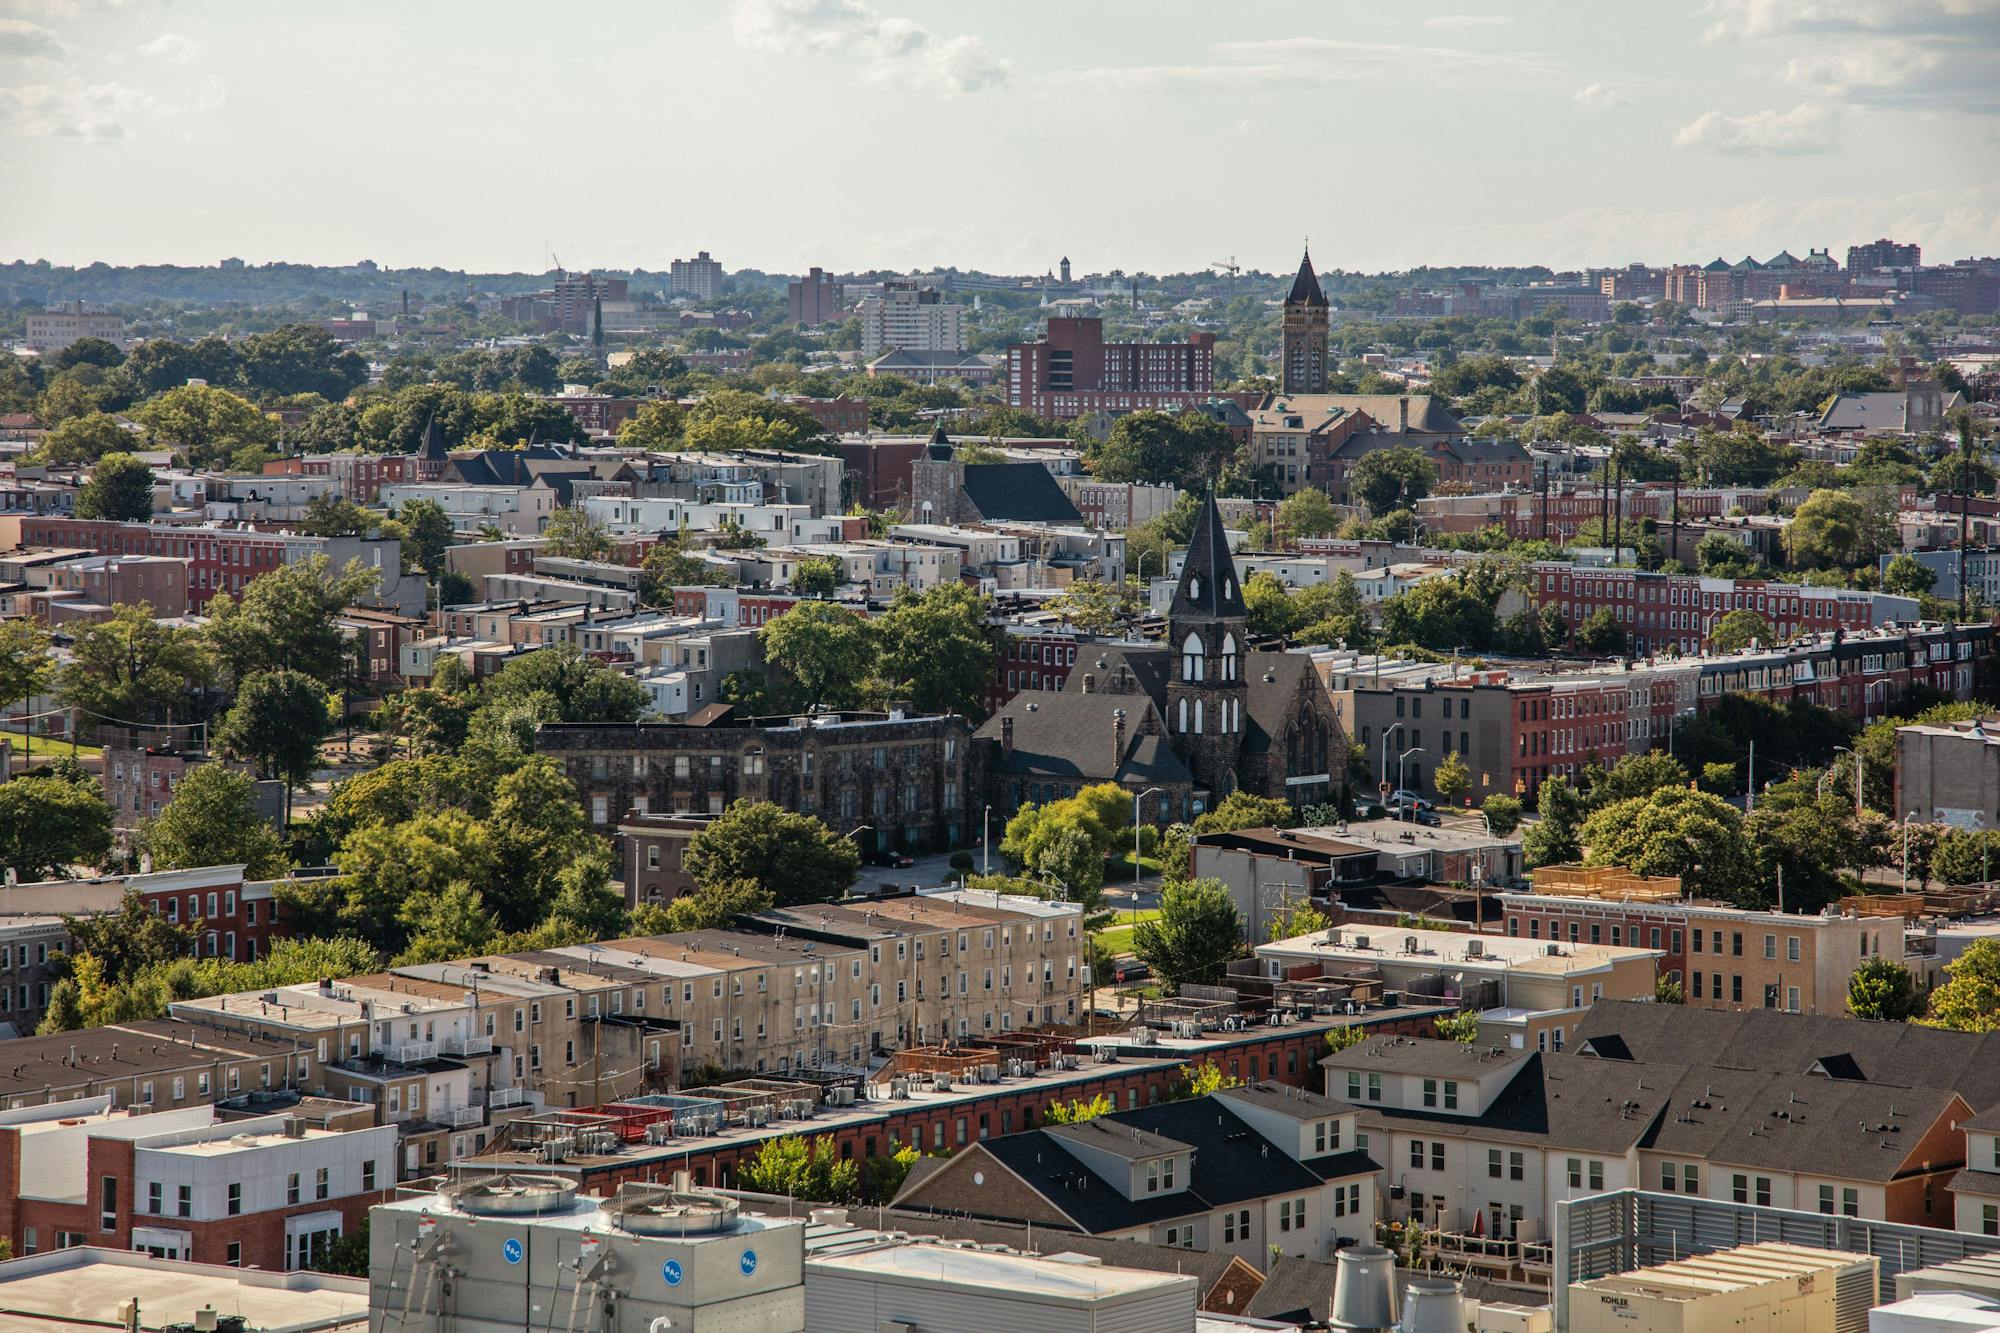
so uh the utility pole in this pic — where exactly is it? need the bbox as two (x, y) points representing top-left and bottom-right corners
(1745, 738), (1756, 814)
(1612, 453), (1624, 566)
(1540, 459), (1550, 542)
(1959, 414), (1973, 623)
(1670, 456), (1682, 570)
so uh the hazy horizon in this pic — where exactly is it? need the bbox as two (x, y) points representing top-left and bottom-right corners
(4, 0), (1998, 275)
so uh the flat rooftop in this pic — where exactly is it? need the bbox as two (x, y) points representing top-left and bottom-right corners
(802, 1234), (1197, 1303)
(0, 1247), (369, 1332)
(1259, 923), (1659, 975)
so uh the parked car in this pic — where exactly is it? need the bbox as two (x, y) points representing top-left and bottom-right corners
(1388, 790), (1434, 811)
(1355, 802), (1389, 820)
(870, 849), (915, 869)
(1407, 809), (1443, 827)
(1113, 960), (1152, 983)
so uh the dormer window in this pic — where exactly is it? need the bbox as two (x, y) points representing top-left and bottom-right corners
(1189, 576), (1201, 600)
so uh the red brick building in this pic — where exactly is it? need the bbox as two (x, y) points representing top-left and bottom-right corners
(987, 629), (1083, 714)
(839, 436), (928, 510)
(1005, 318), (1259, 420)
(126, 863), (284, 963)
(0, 1102), (394, 1270)
(1527, 562), (1904, 656)
(784, 395), (870, 436)
(547, 395), (641, 436)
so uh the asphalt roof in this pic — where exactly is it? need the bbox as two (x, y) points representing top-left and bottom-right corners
(975, 690), (1194, 787)
(1573, 999), (2000, 1111)
(1045, 1117), (1192, 1161)
(1216, 1081), (1355, 1123)
(1324, 1035), (1535, 1080)
(959, 462), (1082, 523)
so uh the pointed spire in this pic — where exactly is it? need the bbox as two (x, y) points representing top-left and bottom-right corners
(591, 295), (604, 349)
(1169, 491), (1247, 623)
(420, 412), (446, 461)
(926, 419), (956, 460)
(1287, 246), (1326, 307)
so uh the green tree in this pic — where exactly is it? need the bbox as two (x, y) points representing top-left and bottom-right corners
(214, 670), (334, 823)
(541, 505), (615, 560)
(792, 556), (841, 597)
(1481, 794), (1523, 835)
(1244, 571), (1302, 639)
(1880, 555), (1937, 598)
(138, 765), (288, 878)
(1172, 1060), (1244, 1099)
(479, 643), (650, 724)
(1434, 1011), (1480, 1043)
(1047, 579), (1140, 636)
(1084, 410), (1235, 489)
(0, 618), (53, 733)
(387, 497), (456, 580)
(615, 400), (688, 450)
(638, 539), (732, 604)
(1848, 955), (1924, 1022)
(1922, 939), (2000, 1033)
(333, 808), (497, 949)
(1276, 487), (1340, 541)
(1927, 452), (1996, 499)
(63, 892), (198, 983)
(1045, 1093), (1116, 1124)
(1710, 609), (1775, 654)
(1574, 608), (1626, 656)
(1655, 974), (1685, 1004)
(61, 604), (212, 730)
(299, 492), (372, 537)
(27, 412), (134, 466)
(1326, 1024), (1365, 1054)
(395, 880), (502, 964)
(204, 555), (379, 688)
(1135, 878), (1245, 992)
(1785, 489), (1873, 569)
(237, 323), (368, 400)
(1265, 900), (1334, 942)
(658, 878), (777, 932)
(1522, 776), (1585, 868)
(1697, 532), (1763, 578)
(682, 801), (861, 906)
(870, 583), (997, 721)
(760, 600), (875, 711)
(1295, 570), (1375, 649)
(1349, 447), (1437, 517)
(1580, 786), (1755, 901)
(0, 770), (113, 880)
(1433, 751), (1471, 805)
(75, 452), (155, 521)
(133, 383), (280, 471)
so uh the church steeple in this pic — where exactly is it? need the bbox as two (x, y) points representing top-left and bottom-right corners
(1280, 243), (1330, 393)
(1170, 491), (1247, 627)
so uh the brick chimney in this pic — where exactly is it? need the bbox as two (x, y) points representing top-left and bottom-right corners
(1001, 716), (1014, 756)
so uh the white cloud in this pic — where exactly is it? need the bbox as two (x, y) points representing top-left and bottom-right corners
(0, 15), (61, 55)
(0, 0), (149, 17)
(1574, 82), (1624, 110)
(1674, 102), (1838, 155)
(1707, 0), (2000, 114)
(1423, 14), (1514, 27)
(135, 31), (196, 62)
(1062, 35), (1562, 93)
(731, 0), (1008, 95)
(1702, 0), (1997, 40)
(0, 77), (150, 139)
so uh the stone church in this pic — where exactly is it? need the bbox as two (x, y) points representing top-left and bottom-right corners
(972, 492), (1346, 825)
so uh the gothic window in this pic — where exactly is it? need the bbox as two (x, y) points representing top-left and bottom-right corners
(1221, 633), (1238, 682)
(1181, 633), (1205, 683)
(1194, 701), (1205, 733)
(1189, 576), (1201, 601)
(1178, 698), (1188, 733)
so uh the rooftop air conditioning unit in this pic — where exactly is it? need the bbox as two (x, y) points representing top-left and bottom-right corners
(1466, 939), (1484, 958)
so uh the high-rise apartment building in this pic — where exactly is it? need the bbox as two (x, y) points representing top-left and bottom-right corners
(857, 282), (965, 357)
(1848, 238), (1921, 272)
(669, 251), (724, 300)
(1004, 318), (1226, 419)
(25, 302), (128, 353)
(787, 267), (846, 326)
(1279, 249), (1328, 394)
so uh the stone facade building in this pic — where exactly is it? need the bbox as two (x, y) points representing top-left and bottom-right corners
(537, 706), (973, 856)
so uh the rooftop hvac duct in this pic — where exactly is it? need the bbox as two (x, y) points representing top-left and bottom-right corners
(439, 1172), (579, 1217)
(1332, 1244), (1399, 1332)
(1399, 1278), (1471, 1333)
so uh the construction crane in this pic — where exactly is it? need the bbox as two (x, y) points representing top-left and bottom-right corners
(1211, 256), (1241, 277)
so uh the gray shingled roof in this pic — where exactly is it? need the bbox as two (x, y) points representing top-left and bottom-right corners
(960, 462), (1082, 523)
(975, 691), (1193, 787)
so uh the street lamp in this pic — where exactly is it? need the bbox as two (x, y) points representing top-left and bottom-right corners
(1864, 679), (1891, 724)
(1133, 787), (1164, 906)
(1833, 746), (1861, 818)
(979, 805), (994, 876)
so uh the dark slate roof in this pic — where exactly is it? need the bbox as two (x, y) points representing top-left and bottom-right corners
(902, 1094), (1371, 1237)
(926, 420), (954, 461)
(420, 414), (447, 462)
(1287, 250), (1327, 308)
(1949, 1168), (2000, 1198)
(1046, 1117), (1193, 1160)
(1241, 650), (1315, 758)
(1170, 491), (1247, 624)
(1573, 1000), (2000, 1111)
(1216, 1081), (1355, 1123)
(960, 462), (1082, 523)
(975, 691), (1192, 787)
(1063, 645), (1172, 716)
(1436, 437), (1530, 465)
(1346, 1051), (1673, 1157)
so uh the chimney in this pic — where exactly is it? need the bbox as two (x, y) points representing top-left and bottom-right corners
(1400, 398), (1409, 432)
(1081, 673), (1096, 694)
(1001, 716), (1014, 755)
(1112, 707), (1127, 772)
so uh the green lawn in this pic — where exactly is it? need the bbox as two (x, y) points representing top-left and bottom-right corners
(2, 733), (103, 760)
(1093, 908), (1162, 958)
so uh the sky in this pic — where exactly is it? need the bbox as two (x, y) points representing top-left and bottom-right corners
(2, 0), (1998, 277)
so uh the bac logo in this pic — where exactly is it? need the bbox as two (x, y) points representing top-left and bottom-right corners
(662, 1259), (683, 1287)
(740, 1249), (758, 1276)
(502, 1238), (523, 1265)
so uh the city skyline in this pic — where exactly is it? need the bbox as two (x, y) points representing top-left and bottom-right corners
(2, 0), (1997, 275)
